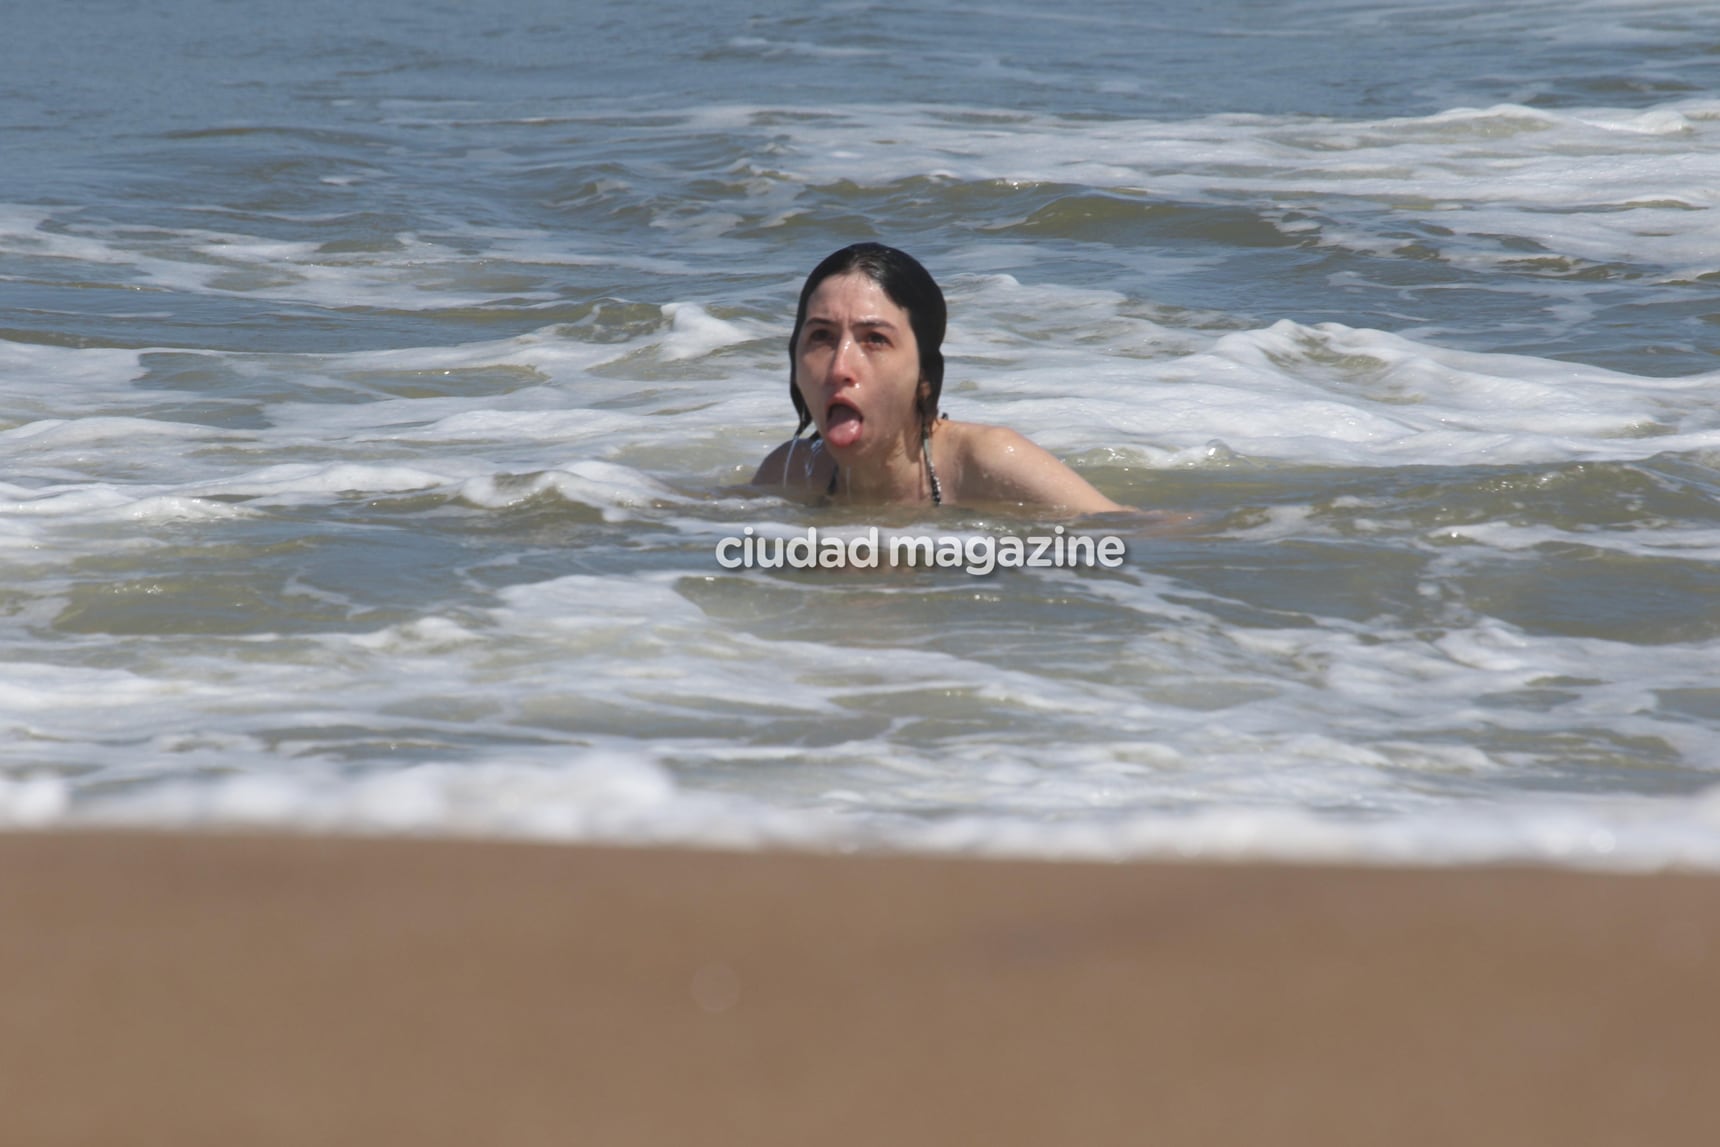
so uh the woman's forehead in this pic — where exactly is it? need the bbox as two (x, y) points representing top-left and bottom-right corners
(804, 272), (909, 325)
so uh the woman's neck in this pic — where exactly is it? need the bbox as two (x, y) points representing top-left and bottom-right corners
(836, 425), (931, 504)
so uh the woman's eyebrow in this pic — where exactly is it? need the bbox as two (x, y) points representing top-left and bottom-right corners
(804, 314), (900, 329)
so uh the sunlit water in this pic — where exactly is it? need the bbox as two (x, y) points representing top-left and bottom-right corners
(5, 0), (1720, 867)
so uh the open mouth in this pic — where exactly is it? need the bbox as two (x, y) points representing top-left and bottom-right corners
(824, 398), (864, 447)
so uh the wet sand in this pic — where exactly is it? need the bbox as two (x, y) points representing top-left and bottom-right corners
(1, 830), (1716, 1146)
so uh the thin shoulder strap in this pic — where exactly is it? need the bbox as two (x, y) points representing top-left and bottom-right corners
(923, 423), (942, 507)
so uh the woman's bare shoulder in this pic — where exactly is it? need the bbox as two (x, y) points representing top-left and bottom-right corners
(940, 420), (1126, 514)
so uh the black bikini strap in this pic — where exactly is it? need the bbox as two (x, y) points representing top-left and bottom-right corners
(922, 424), (942, 507)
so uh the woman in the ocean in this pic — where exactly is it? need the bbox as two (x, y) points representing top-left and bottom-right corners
(753, 243), (1126, 515)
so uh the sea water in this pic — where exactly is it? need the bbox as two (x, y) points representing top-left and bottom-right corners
(4, 0), (1720, 867)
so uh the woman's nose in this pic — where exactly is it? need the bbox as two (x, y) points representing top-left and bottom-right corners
(829, 334), (858, 380)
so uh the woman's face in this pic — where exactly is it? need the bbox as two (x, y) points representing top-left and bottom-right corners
(793, 271), (922, 460)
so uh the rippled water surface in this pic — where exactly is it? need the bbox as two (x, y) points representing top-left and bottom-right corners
(5, 0), (1720, 866)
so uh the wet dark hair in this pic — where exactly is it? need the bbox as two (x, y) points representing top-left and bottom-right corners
(787, 243), (946, 437)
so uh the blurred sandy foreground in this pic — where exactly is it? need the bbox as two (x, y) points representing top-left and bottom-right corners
(1, 830), (1716, 1147)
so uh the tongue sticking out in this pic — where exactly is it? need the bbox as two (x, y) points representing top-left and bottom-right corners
(825, 403), (863, 448)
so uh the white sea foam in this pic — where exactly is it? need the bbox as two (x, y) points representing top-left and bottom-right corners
(659, 302), (760, 360)
(9, 749), (1720, 870)
(662, 97), (1720, 279)
(4, 507), (1718, 866)
(927, 306), (1720, 469)
(455, 461), (682, 516)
